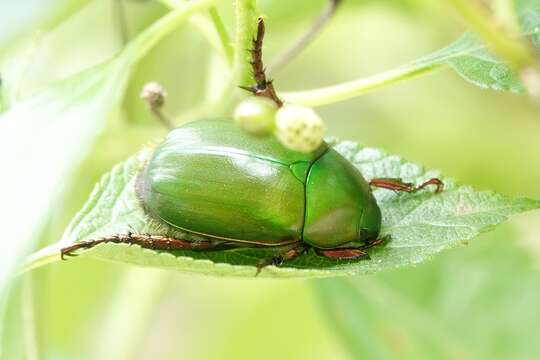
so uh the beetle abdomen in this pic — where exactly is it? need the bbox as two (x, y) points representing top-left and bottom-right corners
(303, 149), (381, 249)
(139, 120), (327, 245)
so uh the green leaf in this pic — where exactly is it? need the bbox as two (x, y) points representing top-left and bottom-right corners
(23, 139), (540, 278)
(282, 10), (540, 107)
(314, 231), (540, 359)
(417, 32), (524, 92)
(416, 1), (540, 92)
(516, 0), (540, 48)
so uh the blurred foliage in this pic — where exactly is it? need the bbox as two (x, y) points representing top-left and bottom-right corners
(316, 230), (540, 360)
(1, 0), (539, 359)
(0, 0), (92, 48)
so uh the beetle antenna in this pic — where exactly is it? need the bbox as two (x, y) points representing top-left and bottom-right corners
(240, 17), (283, 107)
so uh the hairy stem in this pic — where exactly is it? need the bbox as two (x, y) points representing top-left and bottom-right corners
(281, 62), (444, 107)
(241, 18), (283, 106)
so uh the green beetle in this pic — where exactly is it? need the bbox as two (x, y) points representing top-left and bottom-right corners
(61, 119), (442, 266)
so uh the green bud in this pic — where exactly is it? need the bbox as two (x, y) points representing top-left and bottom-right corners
(275, 105), (326, 153)
(234, 97), (277, 136)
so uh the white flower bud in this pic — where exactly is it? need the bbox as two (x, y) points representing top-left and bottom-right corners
(140, 81), (167, 109)
(275, 105), (326, 153)
(234, 97), (277, 136)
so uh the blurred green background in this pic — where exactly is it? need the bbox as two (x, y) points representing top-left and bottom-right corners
(1, 0), (540, 359)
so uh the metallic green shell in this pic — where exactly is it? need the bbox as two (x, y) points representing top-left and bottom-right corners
(139, 119), (381, 248)
(139, 120), (327, 245)
(303, 150), (381, 248)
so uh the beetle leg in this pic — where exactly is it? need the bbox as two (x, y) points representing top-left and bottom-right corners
(316, 248), (369, 260)
(239, 17), (283, 107)
(255, 244), (308, 275)
(238, 85), (257, 94)
(315, 237), (384, 260)
(60, 233), (230, 260)
(369, 177), (444, 193)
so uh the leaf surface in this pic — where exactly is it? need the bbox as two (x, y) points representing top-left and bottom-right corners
(416, 32), (524, 92)
(24, 139), (540, 278)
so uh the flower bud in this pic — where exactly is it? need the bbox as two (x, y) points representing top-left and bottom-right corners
(275, 105), (326, 153)
(140, 81), (167, 109)
(234, 97), (277, 136)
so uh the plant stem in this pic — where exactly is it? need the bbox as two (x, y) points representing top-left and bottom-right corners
(269, 0), (342, 74)
(209, 6), (234, 65)
(492, 0), (520, 34)
(123, 0), (217, 62)
(281, 62), (444, 107)
(112, 0), (129, 46)
(157, 0), (233, 66)
(446, 0), (535, 70)
(233, 0), (258, 90)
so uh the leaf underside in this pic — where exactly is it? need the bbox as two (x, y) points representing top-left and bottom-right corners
(24, 137), (540, 279)
(442, 1), (540, 92)
(421, 32), (525, 92)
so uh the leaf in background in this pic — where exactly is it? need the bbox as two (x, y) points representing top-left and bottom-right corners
(0, 35), (42, 111)
(23, 139), (540, 278)
(0, 1), (215, 295)
(0, 60), (127, 297)
(314, 231), (540, 359)
(516, 0), (540, 47)
(282, 10), (540, 107)
(404, 0), (540, 92)
(416, 32), (525, 92)
(0, 0), (92, 49)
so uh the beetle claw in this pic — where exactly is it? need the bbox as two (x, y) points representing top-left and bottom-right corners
(254, 261), (268, 276)
(271, 256), (284, 266)
(60, 249), (78, 260)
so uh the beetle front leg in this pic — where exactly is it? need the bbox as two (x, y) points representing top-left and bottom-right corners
(369, 177), (444, 193)
(60, 233), (229, 260)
